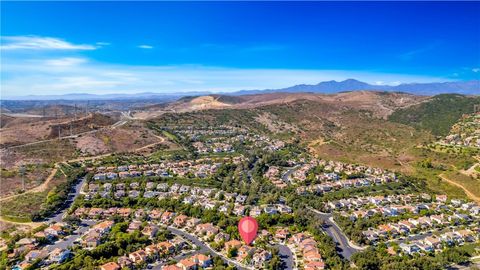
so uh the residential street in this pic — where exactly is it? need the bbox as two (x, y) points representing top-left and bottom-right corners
(281, 166), (299, 183)
(45, 220), (96, 252)
(166, 226), (251, 270)
(308, 207), (364, 259)
(277, 244), (294, 270)
(47, 176), (87, 223)
(150, 250), (199, 270)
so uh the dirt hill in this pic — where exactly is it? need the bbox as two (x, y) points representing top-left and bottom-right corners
(137, 91), (428, 120)
(0, 113), (115, 147)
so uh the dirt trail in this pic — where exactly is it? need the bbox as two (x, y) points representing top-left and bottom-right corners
(0, 165), (59, 202)
(0, 216), (43, 228)
(439, 174), (480, 203)
(135, 135), (165, 151)
(460, 156), (479, 177)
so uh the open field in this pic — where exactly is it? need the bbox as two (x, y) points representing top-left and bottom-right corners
(441, 171), (480, 203)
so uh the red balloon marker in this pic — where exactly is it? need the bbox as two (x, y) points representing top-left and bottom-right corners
(238, 216), (258, 245)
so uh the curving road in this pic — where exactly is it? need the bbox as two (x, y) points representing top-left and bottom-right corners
(307, 207), (365, 259)
(166, 226), (250, 270)
(277, 244), (294, 270)
(281, 166), (299, 183)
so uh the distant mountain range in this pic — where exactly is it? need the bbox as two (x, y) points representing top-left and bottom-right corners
(4, 79), (479, 100)
(234, 79), (480, 95)
(2, 92), (203, 101)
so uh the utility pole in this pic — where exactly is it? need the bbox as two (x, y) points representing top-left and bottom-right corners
(19, 165), (26, 191)
(58, 126), (61, 159)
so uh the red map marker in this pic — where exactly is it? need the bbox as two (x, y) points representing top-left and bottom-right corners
(238, 216), (258, 245)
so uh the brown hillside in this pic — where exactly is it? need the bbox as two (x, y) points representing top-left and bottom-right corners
(141, 91), (429, 120)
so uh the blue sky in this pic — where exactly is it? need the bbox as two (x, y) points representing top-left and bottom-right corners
(1, 1), (479, 97)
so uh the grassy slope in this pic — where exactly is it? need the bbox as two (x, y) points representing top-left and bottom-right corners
(0, 163), (84, 221)
(389, 94), (480, 198)
(389, 94), (480, 136)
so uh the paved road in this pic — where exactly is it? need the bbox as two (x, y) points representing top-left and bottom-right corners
(281, 166), (299, 183)
(391, 223), (478, 245)
(308, 207), (363, 259)
(45, 220), (95, 252)
(166, 226), (250, 270)
(41, 176), (90, 252)
(150, 250), (200, 270)
(46, 176), (87, 223)
(3, 113), (44, 118)
(277, 244), (294, 270)
(393, 232), (433, 245)
(0, 175), (87, 227)
(446, 262), (480, 270)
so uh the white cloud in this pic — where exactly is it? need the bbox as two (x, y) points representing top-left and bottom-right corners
(472, 68), (480, 73)
(0, 55), (453, 97)
(44, 57), (88, 67)
(1, 36), (97, 50)
(390, 81), (402, 86)
(138, 45), (154, 49)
